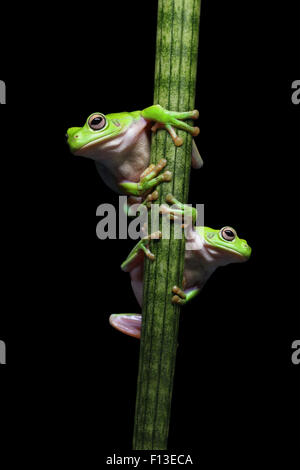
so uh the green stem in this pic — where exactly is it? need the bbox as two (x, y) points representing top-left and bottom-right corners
(133, 0), (201, 450)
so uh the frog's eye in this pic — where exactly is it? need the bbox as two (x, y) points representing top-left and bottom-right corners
(220, 226), (237, 242)
(88, 114), (106, 131)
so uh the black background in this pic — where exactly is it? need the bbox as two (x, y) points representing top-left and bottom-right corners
(0, 0), (299, 464)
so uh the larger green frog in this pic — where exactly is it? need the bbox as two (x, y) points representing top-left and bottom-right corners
(67, 105), (202, 197)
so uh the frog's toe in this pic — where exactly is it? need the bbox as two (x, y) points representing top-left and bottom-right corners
(174, 136), (183, 146)
(166, 193), (176, 204)
(149, 190), (159, 201)
(172, 285), (186, 299)
(172, 295), (186, 305)
(162, 170), (172, 182)
(155, 158), (167, 173)
(159, 203), (171, 215)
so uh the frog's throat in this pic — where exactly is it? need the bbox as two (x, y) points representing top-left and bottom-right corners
(73, 129), (124, 156)
(203, 241), (249, 264)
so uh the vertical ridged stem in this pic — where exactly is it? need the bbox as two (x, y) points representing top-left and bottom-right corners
(133, 0), (201, 450)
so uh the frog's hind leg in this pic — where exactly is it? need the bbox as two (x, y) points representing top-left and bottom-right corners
(109, 314), (142, 339)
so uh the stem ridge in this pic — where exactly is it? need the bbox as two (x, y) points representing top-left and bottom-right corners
(133, 0), (202, 450)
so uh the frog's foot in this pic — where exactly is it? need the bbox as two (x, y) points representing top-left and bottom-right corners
(109, 314), (142, 339)
(141, 158), (171, 184)
(172, 286), (200, 306)
(121, 231), (162, 271)
(141, 190), (159, 209)
(119, 158), (172, 197)
(128, 190), (159, 221)
(142, 105), (200, 147)
(160, 194), (197, 225)
(159, 204), (177, 221)
(141, 231), (162, 261)
(139, 164), (156, 180)
(172, 286), (187, 305)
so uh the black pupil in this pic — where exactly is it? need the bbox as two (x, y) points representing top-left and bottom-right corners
(92, 117), (102, 126)
(225, 230), (234, 238)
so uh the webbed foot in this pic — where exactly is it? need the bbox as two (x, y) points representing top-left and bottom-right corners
(142, 104), (200, 146)
(119, 158), (172, 197)
(159, 193), (197, 225)
(121, 231), (162, 271)
(172, 285), (187, 305)
(172, 285), (200, 306)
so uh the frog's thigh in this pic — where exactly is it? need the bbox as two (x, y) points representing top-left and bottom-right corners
(109, 314), (142, 339)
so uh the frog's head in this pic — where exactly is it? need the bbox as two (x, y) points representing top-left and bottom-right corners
(67, 112), (129, 157)
(202, 226), (251, 265)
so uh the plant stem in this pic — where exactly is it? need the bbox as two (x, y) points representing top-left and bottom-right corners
(133, 0), (201, 450)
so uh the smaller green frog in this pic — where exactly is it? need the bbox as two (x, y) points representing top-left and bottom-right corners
(67, 105), (201, 198)
(109, 195), (251, 338)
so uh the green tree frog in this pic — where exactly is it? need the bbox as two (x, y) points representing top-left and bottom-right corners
(67, 105), (202, 198)
(109, 194), (251, 338)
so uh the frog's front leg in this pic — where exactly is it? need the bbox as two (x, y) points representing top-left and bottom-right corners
(121, 231), (162, 271)
(172, 285), (200, 305)
(141, 104), (200, 146)
(118, 158), (172, 197)
(160, 193), (198, 226)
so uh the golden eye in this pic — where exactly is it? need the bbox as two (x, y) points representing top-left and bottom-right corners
(220, 226), (237, 241)
(88, 114), (106, 131)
